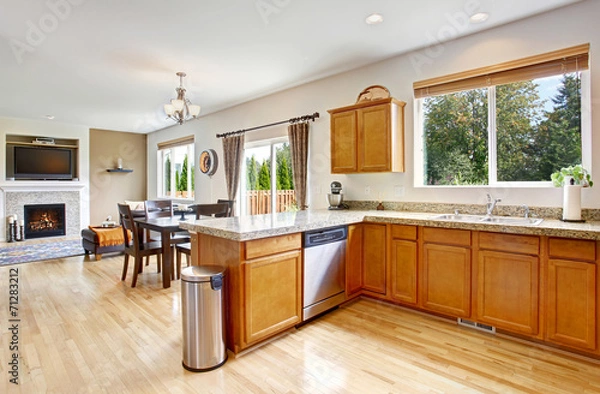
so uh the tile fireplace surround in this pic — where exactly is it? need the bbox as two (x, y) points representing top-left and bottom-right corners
(0, 182), (85, 241)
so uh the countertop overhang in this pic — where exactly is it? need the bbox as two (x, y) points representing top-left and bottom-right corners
(178, 210), (600, 242)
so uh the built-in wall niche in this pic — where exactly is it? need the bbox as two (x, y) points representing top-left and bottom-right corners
(5, 134), (79, 181)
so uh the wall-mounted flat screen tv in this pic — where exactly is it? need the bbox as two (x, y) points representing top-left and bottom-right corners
(14, 146), (73, 180)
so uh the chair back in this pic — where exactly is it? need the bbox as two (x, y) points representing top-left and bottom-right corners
(118, 203), (140, 250)
(190, 203), (230, 219)
(216, 199), (234, 217)
(145, 200), (173, 219)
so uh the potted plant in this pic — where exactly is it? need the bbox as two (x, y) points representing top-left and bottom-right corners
(551, 165), (593, 221)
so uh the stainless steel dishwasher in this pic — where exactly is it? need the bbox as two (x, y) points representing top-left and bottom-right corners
(303, 226), (347, 321)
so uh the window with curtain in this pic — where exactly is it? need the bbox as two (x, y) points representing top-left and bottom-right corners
(157, 136), (195, 199)
(413, 44), (590, 186)
(241, 137), (295, 215)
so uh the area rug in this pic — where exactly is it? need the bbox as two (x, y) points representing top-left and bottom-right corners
(0, 239), (85, 266)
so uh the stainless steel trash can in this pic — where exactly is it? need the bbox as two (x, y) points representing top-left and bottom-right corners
(181, 265), (227, 372)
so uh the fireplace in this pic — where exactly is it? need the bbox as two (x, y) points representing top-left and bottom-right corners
(24, 204), (66, 239)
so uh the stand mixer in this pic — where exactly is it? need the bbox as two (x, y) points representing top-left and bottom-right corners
(327, 181), (349, 210)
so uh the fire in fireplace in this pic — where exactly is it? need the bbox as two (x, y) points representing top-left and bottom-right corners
(23, 204), (66, 239)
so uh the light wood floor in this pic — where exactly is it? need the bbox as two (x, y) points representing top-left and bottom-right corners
(1, 253), (600, 393)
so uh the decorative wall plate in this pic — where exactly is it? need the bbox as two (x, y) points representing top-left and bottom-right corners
(199, 149), (218, 176)
(356, 85), (391, 103)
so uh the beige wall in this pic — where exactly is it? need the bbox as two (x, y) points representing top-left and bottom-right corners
(89, 129), (146, 224)
(147, 0), (600, 211)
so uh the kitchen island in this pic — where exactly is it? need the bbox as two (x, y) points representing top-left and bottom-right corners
(180, 210), (600, 357)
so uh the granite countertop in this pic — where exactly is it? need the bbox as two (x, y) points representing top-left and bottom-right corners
(178, 209), (600, 242)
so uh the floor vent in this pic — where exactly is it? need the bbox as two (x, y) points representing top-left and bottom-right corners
(457, 318), (496, 334)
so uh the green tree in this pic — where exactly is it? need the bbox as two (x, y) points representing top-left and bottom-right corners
(276, 143), (294, 190)
(532, 73), (582, 180)
(179, 154), (189, 192)
(423, 88), (488, 185)
(496, 80), (544, 181)
(423, 74), (581, 185)
(164, 156), (171, 192)
(257, 161), (271, 190)
(246, 155), (259, 190)
(175, 170), (181, 192)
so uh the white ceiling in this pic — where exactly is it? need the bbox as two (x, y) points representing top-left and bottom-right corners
(0, 0), (582, 133)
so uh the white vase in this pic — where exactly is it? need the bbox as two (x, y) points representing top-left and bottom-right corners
(562, 184), (582, 221)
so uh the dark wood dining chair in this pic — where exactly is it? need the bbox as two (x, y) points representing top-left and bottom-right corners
(117, 203), (163, 288)
(144, 200), (190, 276)
(216, 199), (235, 217)
(174, 202), (230, 279)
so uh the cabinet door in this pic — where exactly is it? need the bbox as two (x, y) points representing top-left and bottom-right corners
(363, 224), (386, 294)
(421, 243), (471, 318)
(330, 111), (357, 173)
(346, 224), (363, 297)
(477, 251), (539, 335)
(357, 104), (391, 172)
(243, 250), (302, 345)
(390, 239), (417, 305)
(546, 259), (596, 350)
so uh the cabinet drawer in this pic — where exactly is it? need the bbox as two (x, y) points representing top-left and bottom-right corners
(479, 232), (539, 255)
(548, 238), (596, 262)
(391, 225), (417, 241)
(245, 233), (301, 260)
(423, 227), (470, 246)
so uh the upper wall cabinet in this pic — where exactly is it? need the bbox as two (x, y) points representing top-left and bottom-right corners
(328, 98), (406, 173)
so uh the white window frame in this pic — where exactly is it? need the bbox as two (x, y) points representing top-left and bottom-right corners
(156, 142), (195, 200)
(414, 71), (591, 188)
(240, 136), (289, 216)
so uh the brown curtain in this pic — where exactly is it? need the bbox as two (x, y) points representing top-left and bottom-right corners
(222, 134), (245, 213)
(288, 121), (309, 210)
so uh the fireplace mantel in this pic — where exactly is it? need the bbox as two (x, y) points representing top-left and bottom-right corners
(1, 183), (85, 240)
(0, 181), (86, 193)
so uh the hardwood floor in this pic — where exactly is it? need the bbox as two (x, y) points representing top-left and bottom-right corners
(1, 253), (599, 393)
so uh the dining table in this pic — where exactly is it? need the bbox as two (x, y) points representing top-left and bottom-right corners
(134, 214), (193, 289)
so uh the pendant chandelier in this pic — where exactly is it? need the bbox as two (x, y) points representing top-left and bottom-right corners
(164, 72), (201, 125)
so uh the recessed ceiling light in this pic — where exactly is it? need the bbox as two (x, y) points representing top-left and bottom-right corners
(45, 115), (55, 120)
(469, 12), (489, 23)
(365, 13), (384, 25)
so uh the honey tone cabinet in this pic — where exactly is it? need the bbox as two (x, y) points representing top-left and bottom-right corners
(476, 232), (540, 336)
(328, 98), (406, 173)
(546, 238), (597, 351)
(390, 225), (418, 305)
(362, 223), (387, 295)
(242, 235), (302, 347)
(346, 224), (363, 298)
(420, 228), (472, 318)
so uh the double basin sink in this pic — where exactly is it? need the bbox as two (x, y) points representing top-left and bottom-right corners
(429, 213), (544, 226)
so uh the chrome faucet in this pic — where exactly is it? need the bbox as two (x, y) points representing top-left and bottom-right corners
(521, 204), (530, 219)
(486, 193), (501, 216)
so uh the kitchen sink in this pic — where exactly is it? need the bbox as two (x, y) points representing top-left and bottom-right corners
(479, 216), (544, 226)
(429, 214), (487, 222)
(429, 213), (543, 226)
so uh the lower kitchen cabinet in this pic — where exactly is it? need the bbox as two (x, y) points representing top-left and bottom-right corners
(546, 238), (597, 351)
(390, 225), (418, 305)
(421, 243), (471, 318)
(476, 232), (540, 336)
(477, 250), (539, 336)
(346, 224), (363, 297)
(420, 228), (471, 318)
(243, 248), (302, 346)
(362, 223), (387, 295)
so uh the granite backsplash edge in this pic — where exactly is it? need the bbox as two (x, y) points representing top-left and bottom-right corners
(345, 200), (600, 222)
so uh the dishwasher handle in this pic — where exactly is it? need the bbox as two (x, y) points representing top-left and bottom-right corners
(304, 226), (347, 247)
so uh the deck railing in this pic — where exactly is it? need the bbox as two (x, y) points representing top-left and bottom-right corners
(245, 190), (296, 215)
